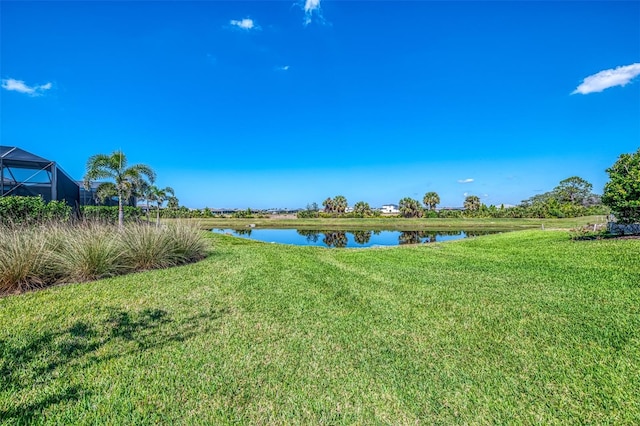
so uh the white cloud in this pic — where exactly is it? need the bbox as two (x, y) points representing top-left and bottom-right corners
(457, 178), (474, 184)
(572, 63), (640, 95)
(230, 18), (257, 30)
(1, 78), (52, 96)
(277, 65), (290, 71)
(300, 0), (324, 25)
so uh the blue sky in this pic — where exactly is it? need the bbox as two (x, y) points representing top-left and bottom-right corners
(2, 1), (639, 209)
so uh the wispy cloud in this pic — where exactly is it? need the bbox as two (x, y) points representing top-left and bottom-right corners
(457, 178), (474, 184)
(572, 63), (640, 95)
(230, 18), (258, 30)
(299, 0), (324, 26)
(1, 78), (52, 96)
(276, 65), (290, 71)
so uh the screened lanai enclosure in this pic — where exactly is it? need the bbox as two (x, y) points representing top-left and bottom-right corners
(0, 146), (80, 207)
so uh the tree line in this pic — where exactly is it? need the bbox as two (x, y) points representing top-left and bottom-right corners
(298, 173), (625, 219)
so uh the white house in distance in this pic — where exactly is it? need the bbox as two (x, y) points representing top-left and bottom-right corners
(380, 204), (399, 214)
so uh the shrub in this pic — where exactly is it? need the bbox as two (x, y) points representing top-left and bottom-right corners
(0, 196), (72, 226)
(81, 206), (144, 223)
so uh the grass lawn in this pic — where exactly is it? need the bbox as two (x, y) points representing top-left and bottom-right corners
(1, 229), (639, 424)
(193, 215), (609, 231)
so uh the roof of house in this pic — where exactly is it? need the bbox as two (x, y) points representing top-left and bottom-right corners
(0, 146), (53, 168)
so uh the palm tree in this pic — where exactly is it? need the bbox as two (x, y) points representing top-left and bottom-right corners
(399, 197), (424, 218)
(322, 197), (335, 213)
(167, 196), (179, 210)
(353, 201), (372, 217)
(136, 180), (153, 223)
(148, 185), (175, 227)
(464, 195), (481, 212)
(84, 150), (155, 227)
(333, 195), (348, 214)
(423, 191), (440, 211)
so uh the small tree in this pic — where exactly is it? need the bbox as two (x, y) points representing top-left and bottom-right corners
(149, 186), (175, 227)
(602, 148), (640, 223)
(84, 150), (155, 228)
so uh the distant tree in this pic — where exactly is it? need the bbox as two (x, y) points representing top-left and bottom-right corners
(136, 180), (153, 222)
(333, 195), (348, 214)
(554, 176), (593, 205)
(399, 197), (424, 218)
(423, 191), (440, 211)
(149, 186), (175, 227)
(167, 195), (179, 210)
(463, 195), (481, 212)
(307, 202), (319, 212)
(84, 150), (155, 227)
(353, 201), (372, 217)
(602, 148), (640, 223)
(322, 197), (335, 213)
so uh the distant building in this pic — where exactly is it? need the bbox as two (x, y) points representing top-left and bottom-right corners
(380, 204), (399, 214)
(1, 146), (80, 208)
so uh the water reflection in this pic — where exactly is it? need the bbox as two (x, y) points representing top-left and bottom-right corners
(352, 230), (372, 245)
(322, 231), (348, 248)
(215, 228), (500, 248)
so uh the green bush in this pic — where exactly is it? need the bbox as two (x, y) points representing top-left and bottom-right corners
(0, 196), (72, 225)
(81, 205), (143, 223)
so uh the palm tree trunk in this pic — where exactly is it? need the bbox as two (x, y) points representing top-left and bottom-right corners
(118, 197), (125, 228)
(156, 204), (160, 228)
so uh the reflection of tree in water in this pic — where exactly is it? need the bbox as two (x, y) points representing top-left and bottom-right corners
(323, 232), (348, 248)
(464, 230), (500, 237)
(232, 228), (252, 236)
(352, 231), (372, 245)
(399, 231), (425, 245)
(297, 229), (320, 243)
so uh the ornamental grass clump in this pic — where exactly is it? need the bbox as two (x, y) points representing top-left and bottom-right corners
(0, 224), (55, 293)
(0, 220), (209, 296)
(52, 222), (125, 282)
(120, 223), (176, 270)
(165, 221), (208, 264)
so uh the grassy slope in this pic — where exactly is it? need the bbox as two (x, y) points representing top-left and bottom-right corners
(192, 215), (609, 231)
(1, 230), (638, 424)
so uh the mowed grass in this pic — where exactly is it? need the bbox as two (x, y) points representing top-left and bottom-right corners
(1, 230), (639, 424)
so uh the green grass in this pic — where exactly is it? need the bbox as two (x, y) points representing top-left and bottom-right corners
(1, 230), (639, 424)
(192, 215), (608, 231)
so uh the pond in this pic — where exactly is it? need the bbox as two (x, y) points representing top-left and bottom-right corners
(211, 228), (501, 248)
